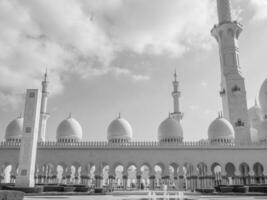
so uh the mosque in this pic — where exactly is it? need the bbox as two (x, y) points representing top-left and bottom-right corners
(1, 0), (267, 191)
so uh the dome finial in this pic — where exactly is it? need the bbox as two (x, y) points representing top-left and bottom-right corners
(118, 112), (121, 119)
(174, 69), (177, 82)
(218, 111), (223, 118)
(18, 112), (22, 118)
(68, 112), (72, 119)
(44, 68), (48, 82)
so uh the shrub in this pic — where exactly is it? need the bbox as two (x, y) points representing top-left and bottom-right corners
(249, 185), (267, 193)
(43, 185), (64, 192)
(94, 188), (103, 193)
(0, 190), (24, 200)
(233, 185), (249, 193)
(219, 186), (233, 193)
(196, 188), (214, 193)
(74, 186), (89, 192)
(2, 186), (43, 193)
(63, 186), (75, 192)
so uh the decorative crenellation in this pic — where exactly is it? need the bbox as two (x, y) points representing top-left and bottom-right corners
(1, 140), (267, 149)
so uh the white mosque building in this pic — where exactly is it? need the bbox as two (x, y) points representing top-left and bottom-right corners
(1, 0), (267, 191)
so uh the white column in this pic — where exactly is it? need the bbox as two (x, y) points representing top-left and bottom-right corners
(16, 89), (41, 187)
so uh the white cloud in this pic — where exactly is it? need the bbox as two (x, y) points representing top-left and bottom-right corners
(0, 0), (215, 108)
(111, 67), (150, 81)
(200, 81), (208, 88)
(189, 105), (200, 111)
(250, 0), (267, 20)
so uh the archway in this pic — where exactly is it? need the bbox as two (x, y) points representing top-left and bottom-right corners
(239, 163), (250, 185)
(154, 164), (163, 190)
(89, 164), (96, 187)
(102, 164), (110, 188)
(211, 163), (222, 186)
(114, 164), (124, 190)
(197, 162), (208, 189)
(3, 164), (12, 183)
(225, 162), (235, 185)
(140, 164), (150, 190)
(253, 162), (264, 184)
(56, 162), (67, 184)
(169, 163), (179, 190)
(183, 163), (195, 190)
(127, 165), (137, 189)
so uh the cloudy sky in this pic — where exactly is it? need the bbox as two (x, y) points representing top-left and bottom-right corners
(0, 0), (267, 141)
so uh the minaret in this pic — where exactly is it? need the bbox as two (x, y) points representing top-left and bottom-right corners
(38, 69), (50, 142)
(171, 71), (183, 122)
(211, 0), (251, 144)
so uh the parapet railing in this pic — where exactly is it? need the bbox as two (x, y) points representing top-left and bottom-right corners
(0, 140), (267, 149)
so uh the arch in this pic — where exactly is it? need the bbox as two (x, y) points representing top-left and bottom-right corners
(239, 162), (250, 185)
(239, 162), (250, 176)
(102, 165), (110, 187)
(127, 164), (137, 189)
(154, 162), (166, 173)
(125, 162), (138, 171)
(225, 162), (235, 177)
(183, 162), (194, 176)
(3, 164), (12, 183)
(153, 163), (165, 189)
(140, 164), (150, 190)
(114, 164), (124, 189)
(253, 162), (264, 184)
(211, 162), (221, 176)
(211, 162), (222, 186)
(253, 162), (264, 176)
(140, 162), (152, 173)
(197, 162), (208, 176)
(111, 162), (124, 173)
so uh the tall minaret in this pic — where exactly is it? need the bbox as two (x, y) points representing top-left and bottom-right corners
(211, 0), (251, 144)
(171, 71), (183, 122)
(38, 69), (50, 142)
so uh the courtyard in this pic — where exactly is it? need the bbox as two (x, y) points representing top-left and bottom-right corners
(24, 194), (267, 200)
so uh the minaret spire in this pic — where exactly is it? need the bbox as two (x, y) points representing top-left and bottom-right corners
(211, 0), (251, 144)
(217, 0), (232, 24)
(171, 70), (183, 121)
(38, 69), (50, 142)
(44, 68), (48, 82)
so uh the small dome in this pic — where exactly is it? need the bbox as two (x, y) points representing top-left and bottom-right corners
(259, 78), (267, 115)
(107, 115), (132, 143)
(158, 116), (183, 143)
(258, 118), (267, 142)
(56, 114), (82, 142)
(208, 115), (234, 144)
(5, 116), (23, 142)
(250, 128), (259, 143)
(248, 101), (262, 127)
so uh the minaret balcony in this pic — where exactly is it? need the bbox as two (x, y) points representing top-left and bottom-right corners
(211, 21), (243, 42)
(235, 119), (245, 127)
(172, 91), (180, 97)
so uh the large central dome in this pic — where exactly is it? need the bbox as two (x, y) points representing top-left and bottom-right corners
(56, 114), (83, 142)
(107, 115), (133, 143)
(208, 115), (234, 144)
(5, 116), (23, 142)
(158, 115), (183, 143)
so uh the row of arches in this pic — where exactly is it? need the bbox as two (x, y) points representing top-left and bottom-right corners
(0, 162), (265, 190)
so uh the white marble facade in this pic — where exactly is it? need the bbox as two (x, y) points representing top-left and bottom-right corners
(1, 0), (267, 190)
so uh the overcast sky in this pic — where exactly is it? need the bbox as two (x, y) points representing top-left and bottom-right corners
(0, 0), (267, 141)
